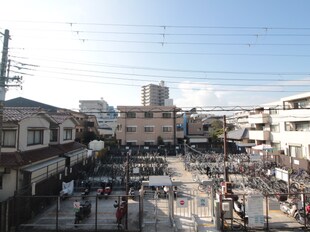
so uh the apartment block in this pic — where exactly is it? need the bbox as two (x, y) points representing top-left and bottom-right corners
(247, 92), (310, 160)
(141, 81), (169, 106)
(79, 99), (117, 136)
(116, 105), (183, 146)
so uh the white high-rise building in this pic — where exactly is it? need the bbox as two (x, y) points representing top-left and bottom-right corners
(79, 98), (117, 136)
(141, 80), (169, 106)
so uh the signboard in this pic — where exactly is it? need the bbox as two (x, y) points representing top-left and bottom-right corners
(275, 168), (289, 182)
(197, 197), (208, 207)
(250, 154), (261, 162)
(177, 197), (188, 208)
(247, 195), (264, 227)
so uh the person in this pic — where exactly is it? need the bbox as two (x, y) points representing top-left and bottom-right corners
(113, 200), (119, 208)
(73, 200), (81, 212)
(306, 202), (310, 215)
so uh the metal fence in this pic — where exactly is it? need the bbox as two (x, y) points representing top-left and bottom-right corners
(220, 192), (310, 231)
(1, 194), (141, 232)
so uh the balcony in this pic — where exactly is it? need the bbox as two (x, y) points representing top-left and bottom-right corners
(249, 130), (270, 141)
(248, 113), (270, 124)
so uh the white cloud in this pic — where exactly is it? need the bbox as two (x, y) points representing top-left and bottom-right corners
(174, 82), (227, 107)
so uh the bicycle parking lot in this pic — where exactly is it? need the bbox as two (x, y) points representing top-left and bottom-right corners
(2, 146), (310, 231)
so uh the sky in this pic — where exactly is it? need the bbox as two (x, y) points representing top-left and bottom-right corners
(1, 0), (310, 112)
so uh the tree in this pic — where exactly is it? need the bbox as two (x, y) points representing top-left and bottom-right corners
(157, 136), (164, 145)
(210, 119), (224, 141)
(82, 131), (98, 145)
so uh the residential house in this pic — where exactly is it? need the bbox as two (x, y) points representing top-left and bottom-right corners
(0, 107), (88, 202)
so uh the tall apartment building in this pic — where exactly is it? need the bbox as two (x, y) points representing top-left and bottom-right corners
(79, 99), (117, 136)
(141, 80), (169, 106)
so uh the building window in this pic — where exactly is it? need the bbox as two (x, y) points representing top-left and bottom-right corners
(126, 141), (137, 145)
(144, 112), (153, 118)
(126, 112), (136, 118)
(64, 129), (72, 140)
(270, 124), (280, 133)
(50, 129), (58, 142)
(2, 130), (16, 147)
(163, 126), (172, 132)
(117, 124), (122, 132)
(144, 141), (155, 145)
(289, 145), (302, 158)
(162, 112), (172, 118)
(295, 122), (310, 131)
(144, 126), (154, 132)
(27, 129), (43, 145)
(285, 122), (293, 131)
(126, 126), (137, 132)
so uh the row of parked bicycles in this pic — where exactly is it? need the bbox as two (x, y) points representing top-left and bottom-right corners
(181, 146), (310, 227)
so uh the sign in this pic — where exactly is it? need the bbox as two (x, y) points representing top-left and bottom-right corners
(247, 195), (264, 227)
(177, 197), (188, 208)
(197, 197), (208, 207)
(250, 154), (261, 162)
(275, 168), (289, 182)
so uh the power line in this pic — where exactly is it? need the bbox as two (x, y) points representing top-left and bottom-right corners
(11, 73), (310, 93)
(10, 65), (310, 87)
(11, 34), (310, 47)
(9, 56), (310, 77)
(4, 20), (310, 30)
(9, 48), (310, 57)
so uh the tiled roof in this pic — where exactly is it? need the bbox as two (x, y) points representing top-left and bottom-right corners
(0, 142), (86, 168)
(226, 128), (249, 140)
(48, 112), (73, 124)
(3, 107), (43, 122)
(5, 97), (59, 112)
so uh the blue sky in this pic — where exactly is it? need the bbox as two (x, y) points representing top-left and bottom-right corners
(1, 0), (310, 111)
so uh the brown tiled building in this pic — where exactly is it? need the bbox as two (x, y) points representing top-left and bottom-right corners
(116, 105), (184, 146)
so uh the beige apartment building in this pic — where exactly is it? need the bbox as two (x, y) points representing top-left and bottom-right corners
(116, 105), (184, 146)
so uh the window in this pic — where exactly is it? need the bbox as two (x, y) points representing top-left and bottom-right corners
(144, 141), (155, 145)
(117, 124), (122, 131)
(126, 112), (136, 118)
(144, 126), (154, 132)
(163, 126), (172, 132)
(64, 129), (72, 140)
(162, 112), (171, 118)
(126, 141), (137, 145)
(2, 130), (16, 147)
(50, 129), (58, 142)
(295, 122), (310, 131)
(289, 145), (302, 158)
(27, 129), (43, 145)
(144, 112), (153, 118)
(126, 126), (137, 132)
(271, 124), (280, 133)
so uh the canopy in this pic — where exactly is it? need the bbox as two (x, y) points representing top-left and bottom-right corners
(252, 144), (273, 151)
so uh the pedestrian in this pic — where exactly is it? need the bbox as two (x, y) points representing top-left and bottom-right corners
(73, 200), (80, 212)
(306, 202), (310, 215)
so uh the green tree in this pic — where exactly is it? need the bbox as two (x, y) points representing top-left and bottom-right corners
(210, 119), (224, 140)
(157, 136), (164, 145)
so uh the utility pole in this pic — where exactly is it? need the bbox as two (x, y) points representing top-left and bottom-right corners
(223, 115), (228, 182)
(0, 29), (9, 164)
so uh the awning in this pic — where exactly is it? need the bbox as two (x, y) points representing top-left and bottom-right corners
(149, 176), (172, 186)
(236, 143), (256, 148)
(22, 157), (66, 173)
(252, 144), (274, 151)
